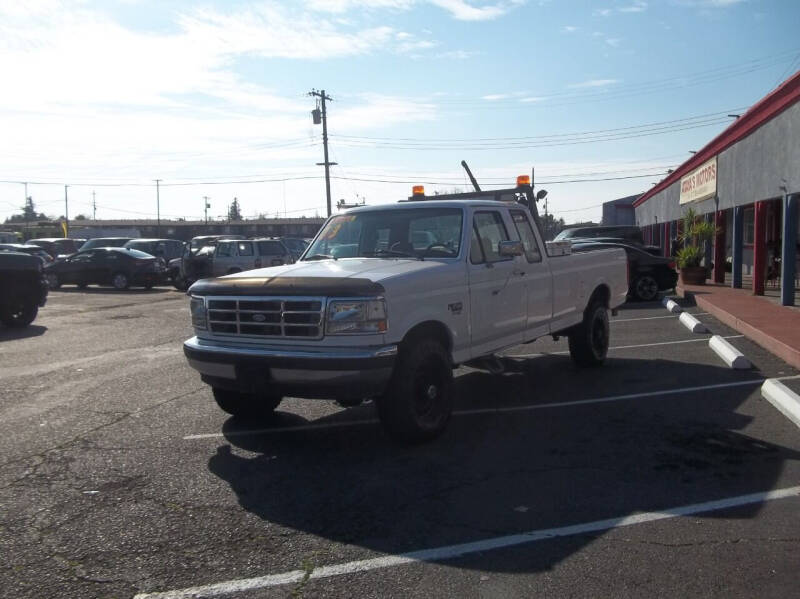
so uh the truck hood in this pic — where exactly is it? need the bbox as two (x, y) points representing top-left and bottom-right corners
(188, 257), (451, 297)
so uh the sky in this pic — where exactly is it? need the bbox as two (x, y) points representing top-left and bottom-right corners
(1, 0), (799, 225)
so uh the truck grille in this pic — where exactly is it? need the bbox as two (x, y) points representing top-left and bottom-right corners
(206, 297), (324, 339)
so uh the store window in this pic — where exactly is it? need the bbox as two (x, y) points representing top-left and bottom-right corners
(743, 207), (754, 245)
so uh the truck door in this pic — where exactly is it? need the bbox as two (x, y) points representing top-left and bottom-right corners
(213, 241), (235, 276)
(509, 209), (553, 341)
(467, 210), (527, 357)
(236, 241), (255, 271)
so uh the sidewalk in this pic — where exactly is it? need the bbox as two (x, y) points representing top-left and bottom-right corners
(676, 280), (800, 369)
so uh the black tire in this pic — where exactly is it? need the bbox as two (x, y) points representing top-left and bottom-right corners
(45, 273), (61, 290)
(632, 275), (659, 302)
(77, 282), (88, 289)
(212, 388), (282, 419)
(0, 301), (38, 328)
(376, 338), (453, 443)
(173, 275), (189, 291)
(144, 282), (154, 290)
(111, 272), (130, 290)
(568, 301), (610, 367)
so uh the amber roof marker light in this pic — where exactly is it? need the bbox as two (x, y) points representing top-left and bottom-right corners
(516, 175), (531, 187)
(412, 185), (425, 196)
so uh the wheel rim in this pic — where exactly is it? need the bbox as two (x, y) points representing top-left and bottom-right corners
(413, 360), (446, 425)
(113, 274), (127, 288)
(636, 276), (658, 300)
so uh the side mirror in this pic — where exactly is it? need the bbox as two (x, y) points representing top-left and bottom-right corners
(498, 240), (524, 257)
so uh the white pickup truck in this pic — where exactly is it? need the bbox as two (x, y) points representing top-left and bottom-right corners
(184, 181), (628, 442)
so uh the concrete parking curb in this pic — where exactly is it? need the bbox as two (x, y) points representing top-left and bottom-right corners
(679, 311), (707, 333)
(709, 334), (751, 369)
(761, 379), (800, 429)
(662, 298), (681, 313)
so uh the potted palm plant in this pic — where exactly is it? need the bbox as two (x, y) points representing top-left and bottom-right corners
(676, 207), (716, 285)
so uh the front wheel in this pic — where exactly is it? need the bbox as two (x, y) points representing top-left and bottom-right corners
(112, 272), (130, 290)
(632, 275), (659, 302)
(568, 302), (610, 367)
(376, 338), (453, 443)
(0, 301), (38, 327)
(212, 388), (282, 419)
(45, 273), (61, 289)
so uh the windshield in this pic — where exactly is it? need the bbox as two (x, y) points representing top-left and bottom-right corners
(305, 208), (463, 260)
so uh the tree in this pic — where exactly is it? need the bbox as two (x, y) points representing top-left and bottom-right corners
(227, 197), (242, 221)
(75, 214), (87, 221)
(3, 197), (48, 223)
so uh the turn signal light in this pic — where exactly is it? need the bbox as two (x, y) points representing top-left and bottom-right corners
(516, 175), (531, 186)
(412, 185), (425, 196)
(668, 261), (676, 270)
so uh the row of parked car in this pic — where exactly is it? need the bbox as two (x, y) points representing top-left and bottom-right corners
(0, 235), (310, 292)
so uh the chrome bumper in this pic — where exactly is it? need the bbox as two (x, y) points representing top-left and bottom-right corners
(183, 336), (397, 398)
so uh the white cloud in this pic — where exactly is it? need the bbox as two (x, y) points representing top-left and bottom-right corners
(561, 25), (578, 33)
(429, 0), (524, 20)
(482, 94), (510, 100)
(437, 49), (479, 59)
(568, 79), (620, 88)
(519, 96), (544, 103)
(304, 0), (526, 20)
(593, 8), (612, 16)
(605, 37), (622, 47)
(619, 1), (647, 12)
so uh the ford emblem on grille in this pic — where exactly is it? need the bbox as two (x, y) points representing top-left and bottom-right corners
(252, 313), (266, 322)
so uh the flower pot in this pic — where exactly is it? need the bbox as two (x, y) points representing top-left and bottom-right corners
(680, 266), (706, 285)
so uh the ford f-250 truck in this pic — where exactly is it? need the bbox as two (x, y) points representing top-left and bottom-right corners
(184, 178), (628, 442)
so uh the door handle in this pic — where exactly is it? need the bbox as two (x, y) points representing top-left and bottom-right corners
(513, 269), (526, 277)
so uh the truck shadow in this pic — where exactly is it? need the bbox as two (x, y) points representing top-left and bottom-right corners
(207, 355), (800, 574)
(0, 324), (47, 341)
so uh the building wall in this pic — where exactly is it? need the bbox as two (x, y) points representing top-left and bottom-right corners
(635, 101), (800, 226)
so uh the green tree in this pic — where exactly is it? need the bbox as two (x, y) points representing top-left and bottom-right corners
(227, 197), (243, 221)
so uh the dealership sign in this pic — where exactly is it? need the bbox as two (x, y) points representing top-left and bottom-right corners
(680, 157), (717, 204)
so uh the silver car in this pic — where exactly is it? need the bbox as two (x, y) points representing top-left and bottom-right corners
(211, 238), (293, 276)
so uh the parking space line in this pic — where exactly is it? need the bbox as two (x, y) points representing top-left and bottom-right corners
(508, 334), (744, 358)
(133, 485), (800, 599)
(612, 312), (708, 323)
(182, 378), (763, 440)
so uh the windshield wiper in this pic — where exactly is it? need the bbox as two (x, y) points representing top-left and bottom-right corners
(304, 253), (336, 261)
(363, 249), (422, 260)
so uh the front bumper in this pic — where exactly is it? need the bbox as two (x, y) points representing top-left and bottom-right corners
(183, 336), (397, 399)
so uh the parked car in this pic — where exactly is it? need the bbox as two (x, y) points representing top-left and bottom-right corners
(555, 225), (644, 245)
(27, 237), (83, 258)
(124, 238), (185, 267)
(169, 235), (246, 290)
(44, 247), (164, 290)
(569, 236), (663, 256)
(0, 243), (54, 264)
(572, 240), (678, 301)
(279, 237), (310, 260)
(211, 238), (293, 277)
(79, 237), (133, 251)
(0, 252), (48, 328)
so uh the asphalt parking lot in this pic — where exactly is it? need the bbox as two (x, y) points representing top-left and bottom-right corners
(2, 288), (800, 599)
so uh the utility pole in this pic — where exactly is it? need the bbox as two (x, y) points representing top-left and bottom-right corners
(92, 191), (96, 220)
(308, 89), (337, 217)
(154, 179), (162, 237)
(203, 196), (210, 226)
(23, 182), (28, 240)
(64, 185), (69, 238)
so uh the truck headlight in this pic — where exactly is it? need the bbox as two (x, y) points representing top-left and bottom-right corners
(327, 299), (387, 335)
(190, 296), (207, 330)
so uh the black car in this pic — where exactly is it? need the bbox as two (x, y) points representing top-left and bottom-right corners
(27, 237), (83, 258)
(0, 243), (54, 264)
(0, 252), (48, 327)
(555, 225), (644, 245)
(124, 238), (185, 263)
(169, 235), (245, 290)
(44, 247), (164, 290)
(79, 237), (133, 251)
(572, 241), (678, 301)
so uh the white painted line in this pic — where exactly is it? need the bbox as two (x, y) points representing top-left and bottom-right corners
(134, 485), (800, 599)
(612, 312), (708, 323)
(183, 378), (763, 440)
(507, 334), (744, 358)
(761, 379), (800, 429)
(663, 298), (682, 313)
(679, 311), (707, 333)
(709, 335), (751, 370)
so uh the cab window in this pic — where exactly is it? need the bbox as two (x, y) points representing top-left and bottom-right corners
(510, 210), (542, 263)
(216, 242), (234, 257)
(237, 241), (254, 256)
(473, 211), (510, 263)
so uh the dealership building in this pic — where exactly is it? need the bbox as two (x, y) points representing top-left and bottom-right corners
(634, 70), (799, 305)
